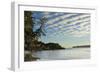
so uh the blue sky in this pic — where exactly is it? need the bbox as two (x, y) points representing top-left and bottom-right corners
(32, 11), (90, 48)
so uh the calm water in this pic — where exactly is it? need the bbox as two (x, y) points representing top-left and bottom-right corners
(32, 48), (90, 61)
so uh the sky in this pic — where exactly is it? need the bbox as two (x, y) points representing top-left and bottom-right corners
(32, 11), (90, 48)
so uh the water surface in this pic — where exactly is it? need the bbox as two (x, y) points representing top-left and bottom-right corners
(32, 48), (90, 61)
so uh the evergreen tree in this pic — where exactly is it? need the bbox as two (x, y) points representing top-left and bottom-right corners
(24, 11), (34, 51)
(24, 11), (47, 51)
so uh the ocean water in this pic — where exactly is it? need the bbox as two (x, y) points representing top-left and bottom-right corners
(32, 48), (90, 61)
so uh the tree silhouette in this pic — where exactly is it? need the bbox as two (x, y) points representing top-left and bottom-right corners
(33, 17), (47, 40)
(24, 11), (34, 51)
(24, 11), (47, 51)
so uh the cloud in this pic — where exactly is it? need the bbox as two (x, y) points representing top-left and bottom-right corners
(37, 12), (90, 38)
(46, 13), (77, 25)
(45, 14), (90, 29)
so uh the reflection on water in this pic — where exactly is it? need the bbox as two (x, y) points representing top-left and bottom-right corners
(32, 48), (90, 61)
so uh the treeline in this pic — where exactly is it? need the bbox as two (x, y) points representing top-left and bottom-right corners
(72, 45), (90, 48)
(26, 41), (65, 51)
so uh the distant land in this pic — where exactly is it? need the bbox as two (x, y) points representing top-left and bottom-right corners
(25, 40), (65, 51)
(36, 41), (65, 50)
(72, 45), (90, 48)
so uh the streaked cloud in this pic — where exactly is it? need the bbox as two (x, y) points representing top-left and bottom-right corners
(33, 11), (90, 38)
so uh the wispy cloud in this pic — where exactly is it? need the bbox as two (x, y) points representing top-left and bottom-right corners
(33, 11), (90, 38)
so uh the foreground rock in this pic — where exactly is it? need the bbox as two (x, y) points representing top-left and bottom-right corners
(24, 53), (39, 61)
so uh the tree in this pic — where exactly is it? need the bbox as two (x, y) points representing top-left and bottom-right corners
(24, 11), (47, 51)
(33, 17), (47, 40)
(24, 11), (34, 51)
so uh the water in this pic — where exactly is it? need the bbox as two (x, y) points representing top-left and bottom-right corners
(32, 48), (90, 61)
